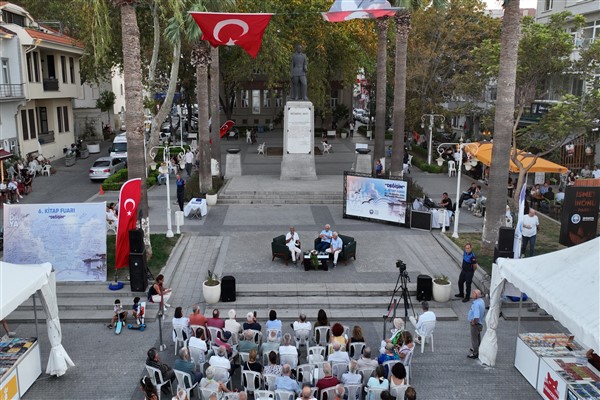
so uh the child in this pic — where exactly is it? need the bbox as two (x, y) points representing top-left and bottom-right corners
(132, 297), (142, 324)
(108, 299), (128, 329)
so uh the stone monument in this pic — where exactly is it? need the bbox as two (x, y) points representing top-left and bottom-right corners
(291, 45), (308, 101)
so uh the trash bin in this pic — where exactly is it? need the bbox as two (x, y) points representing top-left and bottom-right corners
(175, 211), (184, 226)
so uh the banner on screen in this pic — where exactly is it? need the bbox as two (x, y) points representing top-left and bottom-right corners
(559, 186), (600, 247)
(3, 203), (107, 281)
(343, 173), (408, 224)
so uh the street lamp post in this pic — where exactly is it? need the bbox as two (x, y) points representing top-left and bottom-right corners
(435, 137), (479, 238)
(421, 112), (445, 165)
(149, 145), (184, 238)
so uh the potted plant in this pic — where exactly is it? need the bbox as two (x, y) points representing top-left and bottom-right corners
(309, 250), (319, 270)
(202, 270), (221, 304)
(432, 275), (452, 302)
(205, 188), (218, 206)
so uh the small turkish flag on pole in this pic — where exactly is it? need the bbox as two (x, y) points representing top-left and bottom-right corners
(189, 12), (273, 58)
(115, 178), (141, 270)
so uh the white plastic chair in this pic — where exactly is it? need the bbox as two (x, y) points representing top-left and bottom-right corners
(263, 373), (278, 391)
(263, 348), (279, 365)
(207, 326), (223, 346)
(257, 142), (266, 155)
(319, 386), (337, 400)
(242, 370), (263, 394)
(364, 387), (385, 400)
(106, 220), (117, 234)
(255, 390), (275, 400)
(173, 326), (187, 355)
(199, 387), (218, 400)
(249, 329), (263, 346)
(345, 384), (362, 400)
(41, 164), (51, 176)
(266, 328), (281, 342)
(349, 342), (365, 360)
(212, 366), (231, 390)
(308, 346), (326, 360)
(331, 361), (349, 381)
(402, 348), (414, 383)
(294, 329), (311, 349)
(190, 325), (208, 341)
(174, 370), (198, 400)
(390, 385), (409, 399)
(448, 160), (456, 177)
(296, 363), (315, 385)
(383, 359), (400, 379)
(145, 365), (175, 399)
(358, 367), (374, 385)
(279, 353), (298, 369)
(275, 389), (295, 400)
(189, 345), (206, 371)
(417, 320), (435, 353)
(313, 327), (330, 346)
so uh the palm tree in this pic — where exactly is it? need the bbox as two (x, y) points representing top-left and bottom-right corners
(481, 0), (521, 254)
(192, 40), (213, 193)
(373, 17), (389, 171)
(210, 46), (222, 169)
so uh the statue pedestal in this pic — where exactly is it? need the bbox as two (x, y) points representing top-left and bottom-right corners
(281, 101), (317, 180)
(355, 154), (372, 174)
(225, 153), (241, 178)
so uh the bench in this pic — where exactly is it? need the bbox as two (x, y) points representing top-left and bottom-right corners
(355, 143), (369, 153)
(327, 130), (337, 138)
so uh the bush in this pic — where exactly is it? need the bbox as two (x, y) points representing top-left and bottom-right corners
(101, 168), (128, 191)
(184, 173), (225, 201)
(357, 126), (367, 134)
(406, 177), (426, 201)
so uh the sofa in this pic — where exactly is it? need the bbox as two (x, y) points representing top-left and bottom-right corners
(313, 234), (357, 265)
(271, 235), (295, 265)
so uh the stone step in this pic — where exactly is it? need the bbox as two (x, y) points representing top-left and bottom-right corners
(220, 193), (341, 199)
(54, 283), (150, 298)
(16, 296), (161, 312)
(219, 199), (344, 205)
(221, 191), (341, 196)
(500, 307), (556, 321)
(5, 308), (158, 324)
(226, 283), (418, 297)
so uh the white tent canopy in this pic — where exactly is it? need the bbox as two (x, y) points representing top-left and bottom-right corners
(0, 262), (74, 376)
(480, 238), (600, 366)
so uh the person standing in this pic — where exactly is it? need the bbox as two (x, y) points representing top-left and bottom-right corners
(184, 149), (194, 177)
(467, 289), (485, 359)
(349, 121), (355, 137)
(285, 226), (302, 265)
(521, 209), (539, 257)
(176, 174), (185, 212)
(455, 243), (478, 303)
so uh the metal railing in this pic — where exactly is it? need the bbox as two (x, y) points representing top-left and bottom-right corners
(38, 130), (55, 144)
(0, 83), (24, 98)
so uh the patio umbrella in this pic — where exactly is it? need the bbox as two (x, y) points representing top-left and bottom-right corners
(0, 148), (13, 180)
(473, 142), (567, 173)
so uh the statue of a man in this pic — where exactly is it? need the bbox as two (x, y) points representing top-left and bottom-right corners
(291, 45), (308, 101)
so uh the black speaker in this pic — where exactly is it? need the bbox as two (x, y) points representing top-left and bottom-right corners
(221, 275), (236, 302)
(129, 252), (148, 292)
(497, 227), (515, 252)
(129, 229), (145, 254)
(416, 274), (433, 302)
(493, 246), (513, 263)
(410, 210), (432, 231)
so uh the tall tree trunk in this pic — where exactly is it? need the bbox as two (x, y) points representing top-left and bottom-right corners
(210, 46), (222, 170)
(193, 41), (212, 193)
(390, 12), (410, 177)
(374, 18), (389, 172)
(481, 0), (521, 255)
(120, 2), (152, 258)
(147, 0), (160, 90)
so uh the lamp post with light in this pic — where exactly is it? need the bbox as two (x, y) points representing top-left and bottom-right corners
(421, 112), (445, 165)
(435, 137), (480, 238)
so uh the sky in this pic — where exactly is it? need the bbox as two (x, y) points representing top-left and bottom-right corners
(484, 0), (537, 9)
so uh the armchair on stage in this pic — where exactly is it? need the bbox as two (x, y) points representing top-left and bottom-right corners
(313, 234), (357, 265)
(271, 235), (294, 265)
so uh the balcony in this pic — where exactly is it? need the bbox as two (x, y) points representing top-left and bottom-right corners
(0, 84), (24, 100)
(43, 79), (59, 91)
(38, 130), (55, 144)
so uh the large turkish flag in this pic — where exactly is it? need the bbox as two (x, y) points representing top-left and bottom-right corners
(115, 178), (141, 269)
(190, 12), (273, 58)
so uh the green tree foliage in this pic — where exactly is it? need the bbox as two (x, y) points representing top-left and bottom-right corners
(96, 91), (117, 124)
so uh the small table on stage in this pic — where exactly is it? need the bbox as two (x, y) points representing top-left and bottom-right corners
(183, 198), (208, 219)
(303, 252), (330, 271)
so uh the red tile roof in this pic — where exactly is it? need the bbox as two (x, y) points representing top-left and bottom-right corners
(25, 28), (83, 49)
(0, 26), (16, 35)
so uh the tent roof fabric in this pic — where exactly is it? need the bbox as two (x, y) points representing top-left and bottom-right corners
(473, 142), (567, 173)
(0, 262), (52, 320)
(495, 238), (600, 351)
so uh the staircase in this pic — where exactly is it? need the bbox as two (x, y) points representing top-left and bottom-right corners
(218, 191), (343, 205)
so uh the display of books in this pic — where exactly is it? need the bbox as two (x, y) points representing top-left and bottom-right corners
(520, 333), (584, 357)
(0, 338), (37, 380)
(568, 383), (600, 399)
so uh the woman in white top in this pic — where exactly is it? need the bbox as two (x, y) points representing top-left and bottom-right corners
(265, 309), (282, 336)
(172, 306), (192, 342)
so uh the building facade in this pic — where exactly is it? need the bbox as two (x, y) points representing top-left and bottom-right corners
(0, 24), (25, 154)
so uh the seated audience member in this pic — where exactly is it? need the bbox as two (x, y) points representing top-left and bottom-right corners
(380, 318), (404, 354)
(189, 304), (208, 327)
(357, 347), (378, 370)
(316, 224), (334, 252)
(274, 364), (301, 394)
(279, 333), (299, 368)
(316, 362), (340, 393)
(243, 312), (262, 332)
(188, 327), (208, 362)
(341, 360), (362, 385)
(174, 347), (203, 384)
(367, 365), (389, 400)
(292, 312), (312, 332)
(209, 346), (231, 372)
(409, 302), (436, 344)
(265, 309), (283, 336)
(242, 348), (263, 388)
(458, 182), (477, 208)
(148, 274), (172, 308)
(264, 351), (283, 376)
(215, 331), (234, 358)
(200, 366), (230, 394)
(404, 386), (417, 400)
(437, 192), (453, 212)
(330, 322), (347, 348)
(157, 162), (168, 185)
(555, 188), (565, 204)
(329, 341), (350, 364)
(332, 384), (345, 400)
(146, 347), (176, 384)
(299, 385), (317, 400)
(239, 330), (259, 353)
(540, 181), (550, 195)
(261, 329), (280, 356)
(389, 363), (407, 391)
(172, 306), (192, 342)
(580, 165), (592, 178)
(380, 391), (395, 400)
(326, 232), (344, 268)
(464, 185), (482, 210)
(378, 343), (400, 373)
(207, 309), (225, 329)
(225, 309), (242, 334)
(22, 172), (32, 194)
(286, 226), (303, 265)
(397, 332), (414, 362)
(139, 376), (158, 400)
(348, 325), (365, 357)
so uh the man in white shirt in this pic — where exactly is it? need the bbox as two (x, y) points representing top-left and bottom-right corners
(292, 313), (312, 332)
(224, 309), (242, 334)
(521, 209), (539, 258)
(286, 226), (302, 265)
(326, 232), (344, 267)
(184, 149), (194, 177)
(328, 341), (350, 364)
(555, 188), (565, 204)
(279, 333), (299, 368)
(208, 346), (231, 379)
(593, 165), (600, 179)
(409, 302), (437, 344)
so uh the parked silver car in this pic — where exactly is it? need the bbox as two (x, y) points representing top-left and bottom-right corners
(88, 156), (126, 181)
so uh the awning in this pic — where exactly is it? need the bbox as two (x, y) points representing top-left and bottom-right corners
(473, 142), (567, 173)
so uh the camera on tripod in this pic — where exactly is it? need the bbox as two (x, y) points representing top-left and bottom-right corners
(396, 259), (407, 273)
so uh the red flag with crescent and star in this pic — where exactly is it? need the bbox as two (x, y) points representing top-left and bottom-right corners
(115, 178), (141, 270)
(189, 12), (273, 58)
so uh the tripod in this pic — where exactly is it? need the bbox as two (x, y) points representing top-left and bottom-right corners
(383, 262), (415, 339)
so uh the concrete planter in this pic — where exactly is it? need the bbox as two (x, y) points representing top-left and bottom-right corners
(65, 154), (76, 167)
(432, 280), (452, 303)
(341, 132), (348, 139)
(206, 193), (218, 206)
(202, 280), (221, 304)
(88, 143), (101, 154)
